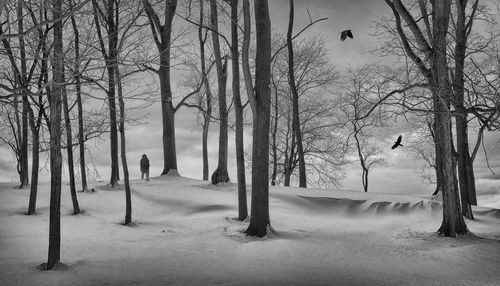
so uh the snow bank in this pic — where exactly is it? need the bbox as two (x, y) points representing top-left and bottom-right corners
(1, 177), (499, 286)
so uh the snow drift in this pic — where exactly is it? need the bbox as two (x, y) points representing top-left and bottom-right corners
(1, 176), (499, 286)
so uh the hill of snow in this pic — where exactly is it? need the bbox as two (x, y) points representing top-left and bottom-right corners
(1, 175), (499, 285)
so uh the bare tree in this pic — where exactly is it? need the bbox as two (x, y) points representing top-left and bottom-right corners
(142, 0), (179, 176)
(286, 0), (306, 188)
(70, 0), (90, 193)
(62, 68), (80, 215)
(209, 0), (230, 185)
(229, 0), (248, 220)
(340, 66), (388, 192)
(46, 0), (64, 270)
(245, 0), (271, 238)
(267, 36), (340, 187)
(384, 0), (468, 236)
(92, 0), (120, 186)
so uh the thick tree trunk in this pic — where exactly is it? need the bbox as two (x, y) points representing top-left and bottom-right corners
(143, 0), (178, 176)
(47, 0), (63, 269)
(62, 73), (80, 215)
(286, 0), (306, 188)
(71, 5), (89, 193)
(246, 0), (271, 238)
(230, 0), (248, 221)
(210, 0), (230, 185)
(432, 0), (468, 236)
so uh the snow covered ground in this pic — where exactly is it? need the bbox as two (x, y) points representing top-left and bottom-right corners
(1, 175), (500, 286)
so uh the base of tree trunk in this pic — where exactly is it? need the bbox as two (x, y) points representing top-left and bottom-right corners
(437, 221), (469, 237)
(211, 167), (230, 185)
(38, 261), (68, 271)
(245, 223), (273, 238)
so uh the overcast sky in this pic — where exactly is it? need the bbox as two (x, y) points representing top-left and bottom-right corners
(1, 0), (499, 207)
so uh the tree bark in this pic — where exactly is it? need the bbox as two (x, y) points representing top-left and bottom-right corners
(432, 0), (468, 236)
(18, 0), (29, 189)
(210, 0), (230, 184)
(286, 0), (306, 188)
(27, 105), (40, 215)
(71, 1), (89, 192)
(62, 70), (80, 215)
(230, 0), (248, 221)
(47, 0), (63, 269)
(143, 0), (178, 176)
(199, 0), (211, 181)
(92, 0), (120, 187)
(246, 0), (272, 237)
(242, 0), (256, 118)
(116, 67), (132, 225)
(454, 0), (477, 214)
(107, 0), (120, 186)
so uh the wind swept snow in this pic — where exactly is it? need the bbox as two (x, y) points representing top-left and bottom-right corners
(1, 176), (499, 286)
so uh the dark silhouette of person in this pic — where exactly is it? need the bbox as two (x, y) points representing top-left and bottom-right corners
(140, 154), (150, 181)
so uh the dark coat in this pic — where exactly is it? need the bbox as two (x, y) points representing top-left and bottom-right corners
(140, 156), (150, 171)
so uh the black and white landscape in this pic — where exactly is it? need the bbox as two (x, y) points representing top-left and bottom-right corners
(1, 0), (499, 285)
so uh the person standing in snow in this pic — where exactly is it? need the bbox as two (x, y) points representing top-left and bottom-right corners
(140, 154), (150, 181)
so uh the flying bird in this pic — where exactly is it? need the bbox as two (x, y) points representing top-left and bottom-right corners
(340, 29), (353, 41)
(391, 135), (403, 149)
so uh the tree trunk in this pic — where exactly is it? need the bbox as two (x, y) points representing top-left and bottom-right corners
(454, 0), (477, 212)
(270, 75), (279, 186)
(116, 67), (132, 225)
(92, 0), (120, 186)
(143, 0), (178, 176)
(47, 0), (63, 269)
(71, 3), (89, 193)
(246, 0), (271, 238)
(230, 0), (248, 221)
(286, 0), (306, 188)
(18, 0), (29, 189)
(62, 71), (80, 215)
(210, 0), (230, 185)
(432, 0), (468, 236)
(106, 0), (120, 186)
(199, 0), (211, 181)
(27, 106), (40, 215)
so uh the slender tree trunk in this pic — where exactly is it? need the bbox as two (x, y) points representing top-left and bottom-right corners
(116, 68), (132, 225)
(242, 0), (256, 117)
(286, 0), (306, 188)
(27, 107), (40, 215)
(432, 0), (468, 236)
(209, 0), (230, 185)
(454, 0), (477, 212)
(246, 0), (272, 238)
(284, 112), (294, 187)
(18, 0), (29, 189)
(47, 0), (63, 269)
(62, 71), (80, 215)
(71, 3), (89, 193)
(270, 75), (279, 186)
(230, 0), (248, 221)
(199, 0), (211, 181)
